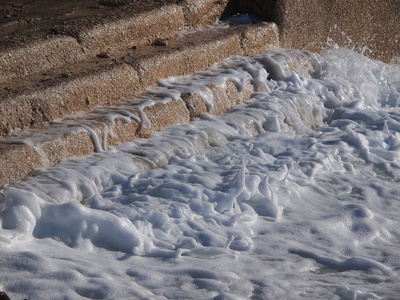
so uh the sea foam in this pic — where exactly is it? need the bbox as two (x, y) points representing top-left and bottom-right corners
(0, 48), (399, 299)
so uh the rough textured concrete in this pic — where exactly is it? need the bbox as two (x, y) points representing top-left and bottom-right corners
(54, 3), (185, 57)
(181, 0), (232, 28)
(138, 99), (190, 138)
(0, 143), (40, 186)
(239, 24), (280, 56)
(0, 63), (140, 135)
(0, 2), (184, 82)
(0, 23), (278, 136)
(126, 23), (279, 85)
(2, 0), (399, 83)
(0, 20), (279, 187)
(0, 1), (113, 36)
(238, 0), (400, 63)
(0, 73), (256, 186)
(0, 48), (320, 187)
(0, 129), (97, 186)
(0, 35), (85, 83)
(181, 78), (254, 119)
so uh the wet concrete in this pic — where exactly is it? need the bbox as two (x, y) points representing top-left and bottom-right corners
(238, 0), (400, 63)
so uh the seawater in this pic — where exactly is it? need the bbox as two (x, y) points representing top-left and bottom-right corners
(0, 48), (400, 299)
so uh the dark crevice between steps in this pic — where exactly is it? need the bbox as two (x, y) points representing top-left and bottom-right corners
(221, 0), (278, 23)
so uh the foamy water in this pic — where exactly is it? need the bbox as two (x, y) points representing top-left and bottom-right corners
(1, 47), (400, 299)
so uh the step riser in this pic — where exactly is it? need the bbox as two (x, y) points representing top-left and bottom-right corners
(0, 36), (85, 83)
(76, 5), (185, 56)
(1, 64), (140, 135)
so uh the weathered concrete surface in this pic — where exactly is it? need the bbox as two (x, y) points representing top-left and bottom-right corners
(0, 75), (254, 186)
(0, 35), (85, 83)
(181, 0), (234, 28)
(181, 79), (254, 119)
(3, 0), (399, 73)
(127, 23), (278, 83)
(238, 0), (400, 63)
(0, 63), (140, 135)
(53, 3), (185, 57)
(0, 20), (279, 186)
(0, 0), (113, 36)
(0, 1), (184, 82)
(0, 23), (278, 136)
(0, 130), (95, 186)
(0, 48), (321, 187)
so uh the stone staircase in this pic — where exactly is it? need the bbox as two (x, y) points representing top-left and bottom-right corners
(0, 0), (281, 186)
(3, 0), (397, 187)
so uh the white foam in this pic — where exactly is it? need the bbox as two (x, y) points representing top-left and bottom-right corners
(0, 48), (400, 299)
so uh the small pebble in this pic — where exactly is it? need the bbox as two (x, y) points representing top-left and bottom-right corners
(153, 39), (167, 47)
(97, 52), (110, 58)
